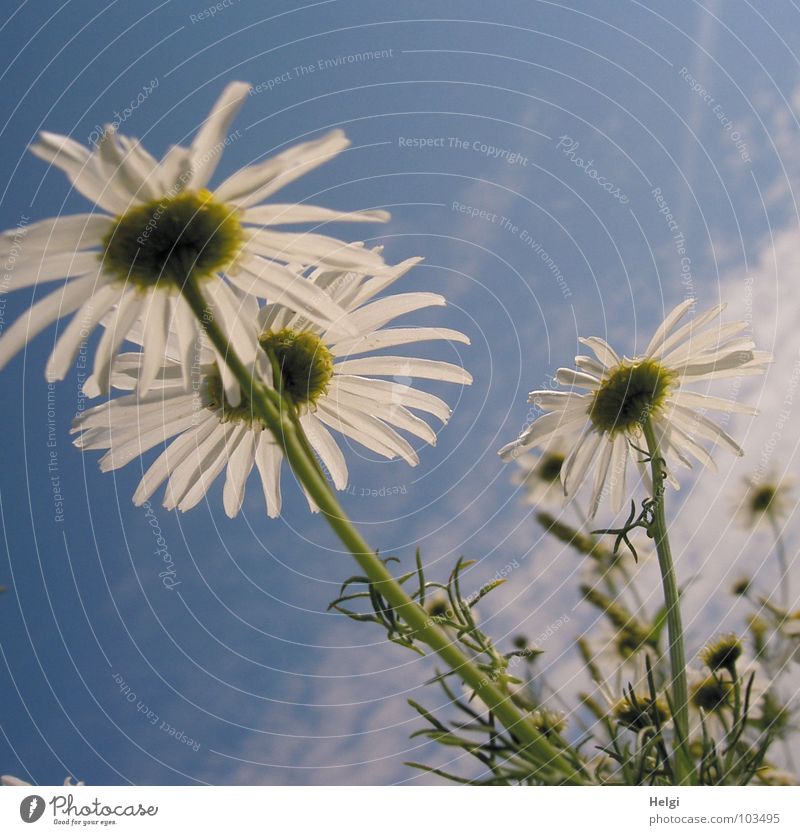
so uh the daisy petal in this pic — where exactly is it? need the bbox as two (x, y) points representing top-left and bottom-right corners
(1, 214), (110, 255)
(223, 430), (256, 517)
(644, 299), (696, 356)
(579, 337), (620, 368)
(648, 304), (725, 361)
(174, 297), (204, 391)
(660, 320), (749, 365)
(4, 251), (101, 290)
(333, 356), (472, 384)
(670, 405), (744, 457)
(133, 417), (218, 506)
(499, 408), (588, 459)
(138, 291), (171, 394)
(242, 204), (390, 226)
(563, 429), (603, 497)
(46, 282), (121, 382)
(589, 437), (614, 517)
(669, 390), (758, 415)
(231, 261), (356, 338)
(214, 130), (350, 207)
(91, 290), (143, 396)
(609, 434), (628, 512)
(301, 412), (348, 489)
(172, 423), (242, 511)
(317, 402), (418, 464)
(555, 368), (601, 390)
(348, 257), (424, 308)
(254, 431), (283, 518)
(330, 326), (469, 357)
(338, 293), (446, 335)
(0, 275), (97, 373)
(332, 375), (452, 422)
(246, 228), (386, 272)
(186, 81), (251, 190)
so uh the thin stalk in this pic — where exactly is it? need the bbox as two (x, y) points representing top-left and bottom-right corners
(722, 671), (742, 781)
(642, 418), (694, 785)
(180, 279), (588, 785)
(767, 512), (790, 612)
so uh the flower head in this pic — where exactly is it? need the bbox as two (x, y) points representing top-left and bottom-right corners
(529, 708), (567, 737)
(690, 674), (735, 714)
(738, 474), (793, 529)
(0, 82), (390, 403)
(499, 300), (770, 516)
(688, 659), (768, 740)
(424, 593), (453, 621)
(613, 692), (670, 731)
(72, 257), (471, 517)
(700, 634), (743, 673)
(512, 441), (568, 508)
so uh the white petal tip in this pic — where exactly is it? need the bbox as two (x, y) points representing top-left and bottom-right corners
(226, 80), (252, 95)
(498, 443), (523, 461)
(364, 210), (391, 223)
(81, 377), (101, 399)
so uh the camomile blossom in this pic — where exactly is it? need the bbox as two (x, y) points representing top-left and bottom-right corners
(511, 441), (568, 509)
(736, 473), (794, 529)
(0, 81), (389, 403)
(499, 300), (770, 517)
(687, 660), (769, 741)
(581, 612), (655, 692)
(71, 256), (472, 517)
(687, 634), (769, 740)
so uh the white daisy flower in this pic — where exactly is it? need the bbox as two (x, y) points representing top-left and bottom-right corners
(688, 635), (770, 740)
(736, 473), (794, 529)
(71, 256), (472, 517)
(499, 300), (770, 517)
(687, 660), (769, 742)
(0, 81), (389, 404)
(580, 616), (655, 696)
(511, 441), (568, 509)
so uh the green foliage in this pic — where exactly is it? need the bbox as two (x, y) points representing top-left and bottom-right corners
(329, 507), (793, 785)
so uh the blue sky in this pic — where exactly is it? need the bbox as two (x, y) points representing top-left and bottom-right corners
(1, 0), (800, 785)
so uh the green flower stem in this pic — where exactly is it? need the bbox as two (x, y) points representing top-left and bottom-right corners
(642, 418), (694, 785)
(180, 280), (587, 785)
(767, 513), (789, 612)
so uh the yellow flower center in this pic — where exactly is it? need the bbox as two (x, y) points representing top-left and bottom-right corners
(750, 485), (777, 514)
(589, 359), (675, 434)
(538, 452), (565, 482)
(700, 635), (743, 672)
(101, 189), (243, 288)
(691, 677), (733, 713)
(204, 370), (264, 428)
(259, 328), (334, 406)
